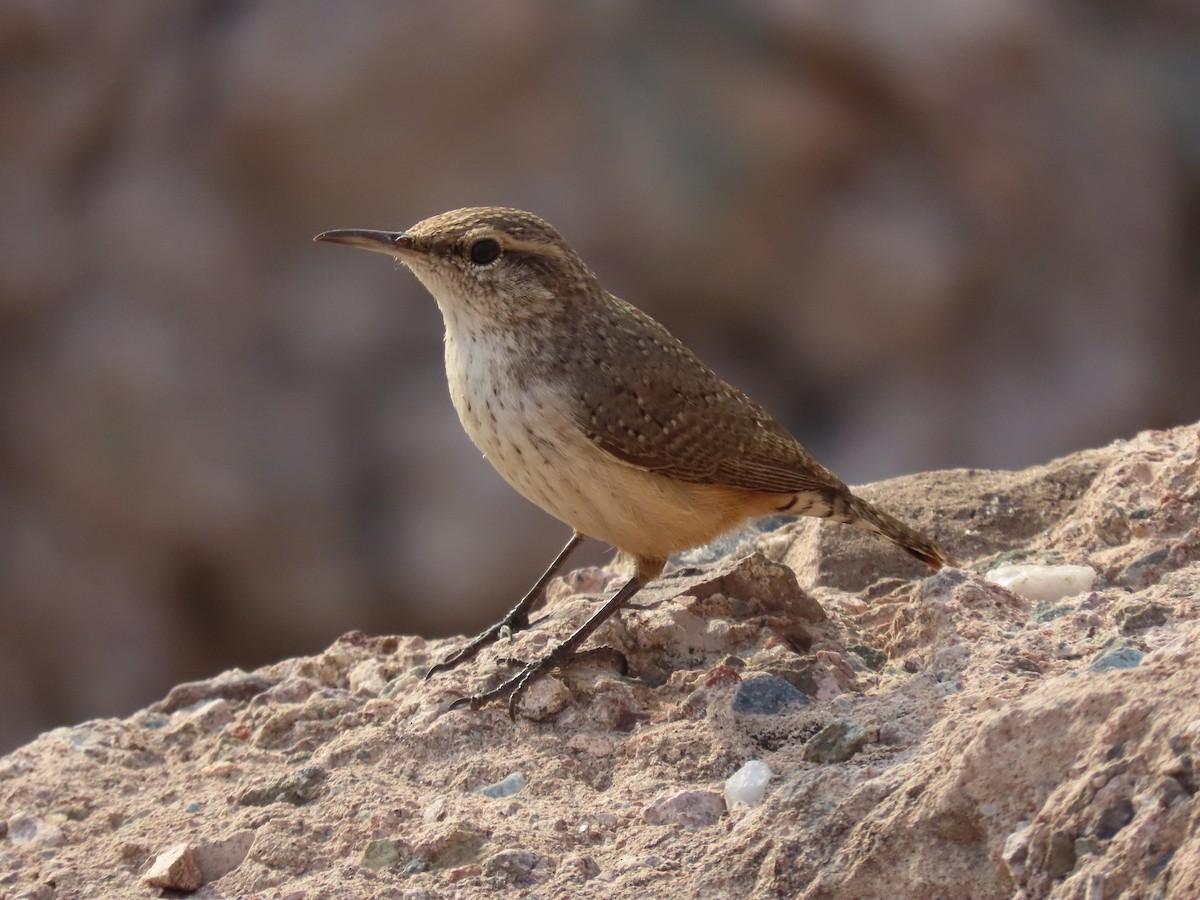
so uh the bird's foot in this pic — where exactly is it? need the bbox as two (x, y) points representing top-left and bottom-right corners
(493, 644), (627, 675)
(449, 644), (628, 719)
(446, 575), (643, 718)
(447, 650), (559, 719)
(424, 612), (540, 680)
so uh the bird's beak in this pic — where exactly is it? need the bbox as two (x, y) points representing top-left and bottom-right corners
(313, 229), (417, 260)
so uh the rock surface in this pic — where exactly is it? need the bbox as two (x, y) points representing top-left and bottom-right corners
(1, 422), (1198, 898)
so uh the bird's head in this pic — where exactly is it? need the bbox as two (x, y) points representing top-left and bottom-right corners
(315, 207), (599, 329)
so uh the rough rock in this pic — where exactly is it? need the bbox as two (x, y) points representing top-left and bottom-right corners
(642, 789), (726, 830)
(1, 422), (1199, 898)
(141, 844), (202, 892)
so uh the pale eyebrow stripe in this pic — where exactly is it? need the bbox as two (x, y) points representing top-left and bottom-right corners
(499, 236), (568, 261)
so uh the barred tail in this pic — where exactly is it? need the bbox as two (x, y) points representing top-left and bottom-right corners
(827, 492), (955, 570)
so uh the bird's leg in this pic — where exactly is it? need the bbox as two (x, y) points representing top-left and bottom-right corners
(494, 644), (628, 675)
(450, 576), (643, 717)
(424, 531), (584, 680)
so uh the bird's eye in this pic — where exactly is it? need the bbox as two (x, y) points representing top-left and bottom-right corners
(468, 238), (501, 266)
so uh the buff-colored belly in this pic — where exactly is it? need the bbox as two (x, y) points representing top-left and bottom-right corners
(450, 371), (753, 561)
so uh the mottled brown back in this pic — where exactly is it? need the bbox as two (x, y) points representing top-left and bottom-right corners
(548, 292), (847, 499)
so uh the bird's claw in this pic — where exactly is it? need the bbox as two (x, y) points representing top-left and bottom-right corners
(446, 667), (536, 719)
(444, 644), (628, 718)
(424, 622), (511, 681)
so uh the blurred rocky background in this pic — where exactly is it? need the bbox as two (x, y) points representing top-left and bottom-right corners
(1, 0), (1197, 752)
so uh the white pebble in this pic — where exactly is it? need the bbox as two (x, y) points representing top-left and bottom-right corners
(723, 759), (772, 810)
(985, 564), (1096, 603)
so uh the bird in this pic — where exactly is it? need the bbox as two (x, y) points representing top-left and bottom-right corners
(315, 207), (954, 713)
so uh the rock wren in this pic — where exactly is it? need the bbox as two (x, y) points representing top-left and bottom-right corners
(315, 207), (954, 712)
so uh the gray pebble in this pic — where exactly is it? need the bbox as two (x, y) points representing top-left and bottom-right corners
(475, 771), (527, 798)
(732, 676), (811, 715)
(1090, 647), (1144, 672)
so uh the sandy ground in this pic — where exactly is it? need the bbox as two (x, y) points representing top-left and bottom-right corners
(2, 422), (1198, 899)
